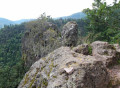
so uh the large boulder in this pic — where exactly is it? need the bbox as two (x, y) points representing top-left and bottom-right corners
(61, 21), (78, 46)
(19, 40), (120, 88)
(91, 41), (119, 67)
(18, 47), (109, 88)
(90, 41), (120, 88)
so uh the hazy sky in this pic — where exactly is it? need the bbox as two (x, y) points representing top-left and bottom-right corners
(0, 0), (113, 21)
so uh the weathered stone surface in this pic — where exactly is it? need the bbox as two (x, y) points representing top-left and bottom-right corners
(91, 41), (119, 67)
(90, 41), (120, 88)
(72, 44), (89, 55)
(20, 39), (120, 88)
(61, 21), (78, 46)
(18, 47), (109, 88)
(113, 44), (120, 52)
(108, 65), (120, 88)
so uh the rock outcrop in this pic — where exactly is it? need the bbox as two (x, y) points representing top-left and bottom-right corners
(108, 65), (120, 88)
(18, 41), (120, 88)
(22, 21), (78, 68)
(20, 17), (120, 88)
(91, 41), (120, 67)
(72, 44), (89, 55)
(18, 47), (109, 88)
(22, 22), (61, 67)
(62, 21), (78, 46)
(91, 41), (120, 88)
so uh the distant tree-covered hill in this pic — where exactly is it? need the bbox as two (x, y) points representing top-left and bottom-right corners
(0, 12), (86, 29)
(56, 12), (86, 19)
(0, 18), (34, 28)
(0, 18), (14, 28)
(14, 19), (34, 24)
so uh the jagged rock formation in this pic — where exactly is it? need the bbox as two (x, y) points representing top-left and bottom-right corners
(72, 44), (89, 55)
(20, 18), (120, 88)
(107, 44), (120, 88)
(108, 65), (120, 88)
(19, 40), (120, 88)
(18, 46), (109, 88)
(22, 21), (61, 67)
(62, 21), (78, 46)
(22, 21), (78, 68)
(91, 41), (120, 67)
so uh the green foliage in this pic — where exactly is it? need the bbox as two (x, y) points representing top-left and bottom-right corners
(84, 0), (120, 44)
(118, 60), (120, 64)
(88, 45), (92, 55)
(0, 24), (27, 88)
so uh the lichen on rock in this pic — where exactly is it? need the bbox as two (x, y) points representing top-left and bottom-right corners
(61, 21), (78, 47)
(18, 46), (110, 88)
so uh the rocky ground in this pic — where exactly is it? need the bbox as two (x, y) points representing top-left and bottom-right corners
(18, 41), (120, 88)
(18, 21), (120, 88)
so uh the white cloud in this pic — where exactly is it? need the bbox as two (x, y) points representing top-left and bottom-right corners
(0, 0), (113, 21)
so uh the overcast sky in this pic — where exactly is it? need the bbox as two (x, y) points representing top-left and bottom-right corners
(0, 0), (113, 21)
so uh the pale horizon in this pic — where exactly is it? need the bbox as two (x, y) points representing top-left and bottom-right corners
(0, 0), (113, 21)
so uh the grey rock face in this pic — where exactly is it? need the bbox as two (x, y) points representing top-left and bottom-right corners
(72, 44), (89, 55)
(18, 46), (109, 88)
(108, 65), (120, 88)
(91, 41), (120, 67)
(61, 21), (78, 46)
(19, 40), (120, 88)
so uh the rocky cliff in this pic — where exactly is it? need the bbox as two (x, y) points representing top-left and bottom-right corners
(19, 20), (120, 88)
(18, 41), (120, 88)
(22, 21), (78, 67)
(61, 21), (78, 46)
(22, 21), (60, 67)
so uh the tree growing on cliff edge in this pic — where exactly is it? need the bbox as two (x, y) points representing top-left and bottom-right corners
(84, 0), (120, 43)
